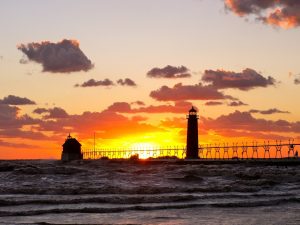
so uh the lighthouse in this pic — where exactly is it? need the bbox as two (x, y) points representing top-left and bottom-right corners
(61, 134), (83, 161)
(186, 106), (199, 159)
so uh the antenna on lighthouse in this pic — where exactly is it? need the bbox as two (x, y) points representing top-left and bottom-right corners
(94, 132), (96, 152)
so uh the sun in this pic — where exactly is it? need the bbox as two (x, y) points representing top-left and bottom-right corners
(130, 142), (157, 159)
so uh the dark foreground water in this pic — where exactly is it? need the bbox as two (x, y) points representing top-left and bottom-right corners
(0, 160), (299, 225)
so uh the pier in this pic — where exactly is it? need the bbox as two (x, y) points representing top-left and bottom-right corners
(82, 140), (300, 161)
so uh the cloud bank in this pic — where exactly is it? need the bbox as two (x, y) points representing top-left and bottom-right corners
(150, 83), (234, 101)
(106, 101), (193, 114)
(202, 68), (276, 90)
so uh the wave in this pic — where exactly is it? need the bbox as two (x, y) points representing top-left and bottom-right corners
(0, 192), (296, 207)
(0, 183), (265, 195)
(0, 197), (299, 217)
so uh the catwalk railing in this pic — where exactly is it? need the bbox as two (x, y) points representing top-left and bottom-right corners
(82, 140), (300, 160)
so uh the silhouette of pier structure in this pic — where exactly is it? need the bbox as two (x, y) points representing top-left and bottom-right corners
(82, 140), (299, 160)
(77, 106), (300, 161)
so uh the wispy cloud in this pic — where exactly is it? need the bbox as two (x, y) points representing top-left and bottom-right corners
(249, 108), (290, 115)
(205, 101), (223, 106)
(147, 65), (191, 78)
(75, 79), (114, 87)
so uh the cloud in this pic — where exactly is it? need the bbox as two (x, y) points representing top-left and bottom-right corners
(1, 102), (162, 141)
(75, 79), (114, 87)
(205, 101), (223, 106)
(295, 76), (300, 84)
(0, 129), (48, 140)
(225, 0), (300, 28)
(17, 39), (94, 73)
(117, 78), (137, 86)
(75, 78), (137, 88)
(160, 108), (300, 140)
(0, 104), (38, 129)
(228, 100), (248, 107)
(134, 101), (193, 114)
(38, 110), (162, 139)
(131, 101), (145, 106)
(150, 83), (233, 101)
(249, 108), (290, 115)
(0, 95), (36, 105)
(106, 102), (132, 113)
(0, 140), (37, 149)
(203, 110), (300, 135)
(33, 108), (48, 114)
(106, 101), (193, 114)
(202, 68), (276, 90)
(147, 65), (191, 78)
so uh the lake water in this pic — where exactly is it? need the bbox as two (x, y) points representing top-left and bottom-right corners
(0, 160), (299, 224)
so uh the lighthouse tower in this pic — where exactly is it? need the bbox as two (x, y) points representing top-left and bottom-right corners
(186, 106), (199, 159)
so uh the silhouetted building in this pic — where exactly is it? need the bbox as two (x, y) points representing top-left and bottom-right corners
(61, 134), (83, 161)
(186, 106), (199, 159)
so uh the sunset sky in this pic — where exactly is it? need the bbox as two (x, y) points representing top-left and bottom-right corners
(1, 0), (300, 159)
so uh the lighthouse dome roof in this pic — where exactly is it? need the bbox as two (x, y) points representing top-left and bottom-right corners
(189, 106), (197, 113)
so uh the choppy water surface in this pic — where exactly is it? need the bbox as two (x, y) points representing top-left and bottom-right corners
(0, 160), (299, 224)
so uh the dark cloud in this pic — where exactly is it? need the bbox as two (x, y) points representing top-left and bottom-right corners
(106, 101), (193, 114)
(203, 110), (300, 134)
(117, 78), (137, 86)
(0, 104), (38, 129)
(33, 108), (48, 114)
(295, 76), (300, 84)
(0, 95), (35, 105)
(75, 79), (114, 87)
(107, 102), (132, 113)
(225, 0), (300, 28)
(147, 65), (191, 78)
(150, 83), (233, 101)
(205, 101), (223, 106)
(134, 101), (193, 114)
(17, 39), (94, 73)
(249, 108), (290, 115)
(131, 101), (145, 106)
(45, 107), (69, 119)
(33, 107), (69, 119)
(202, 68), (276, 90)
(228, 100), (248, 107)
